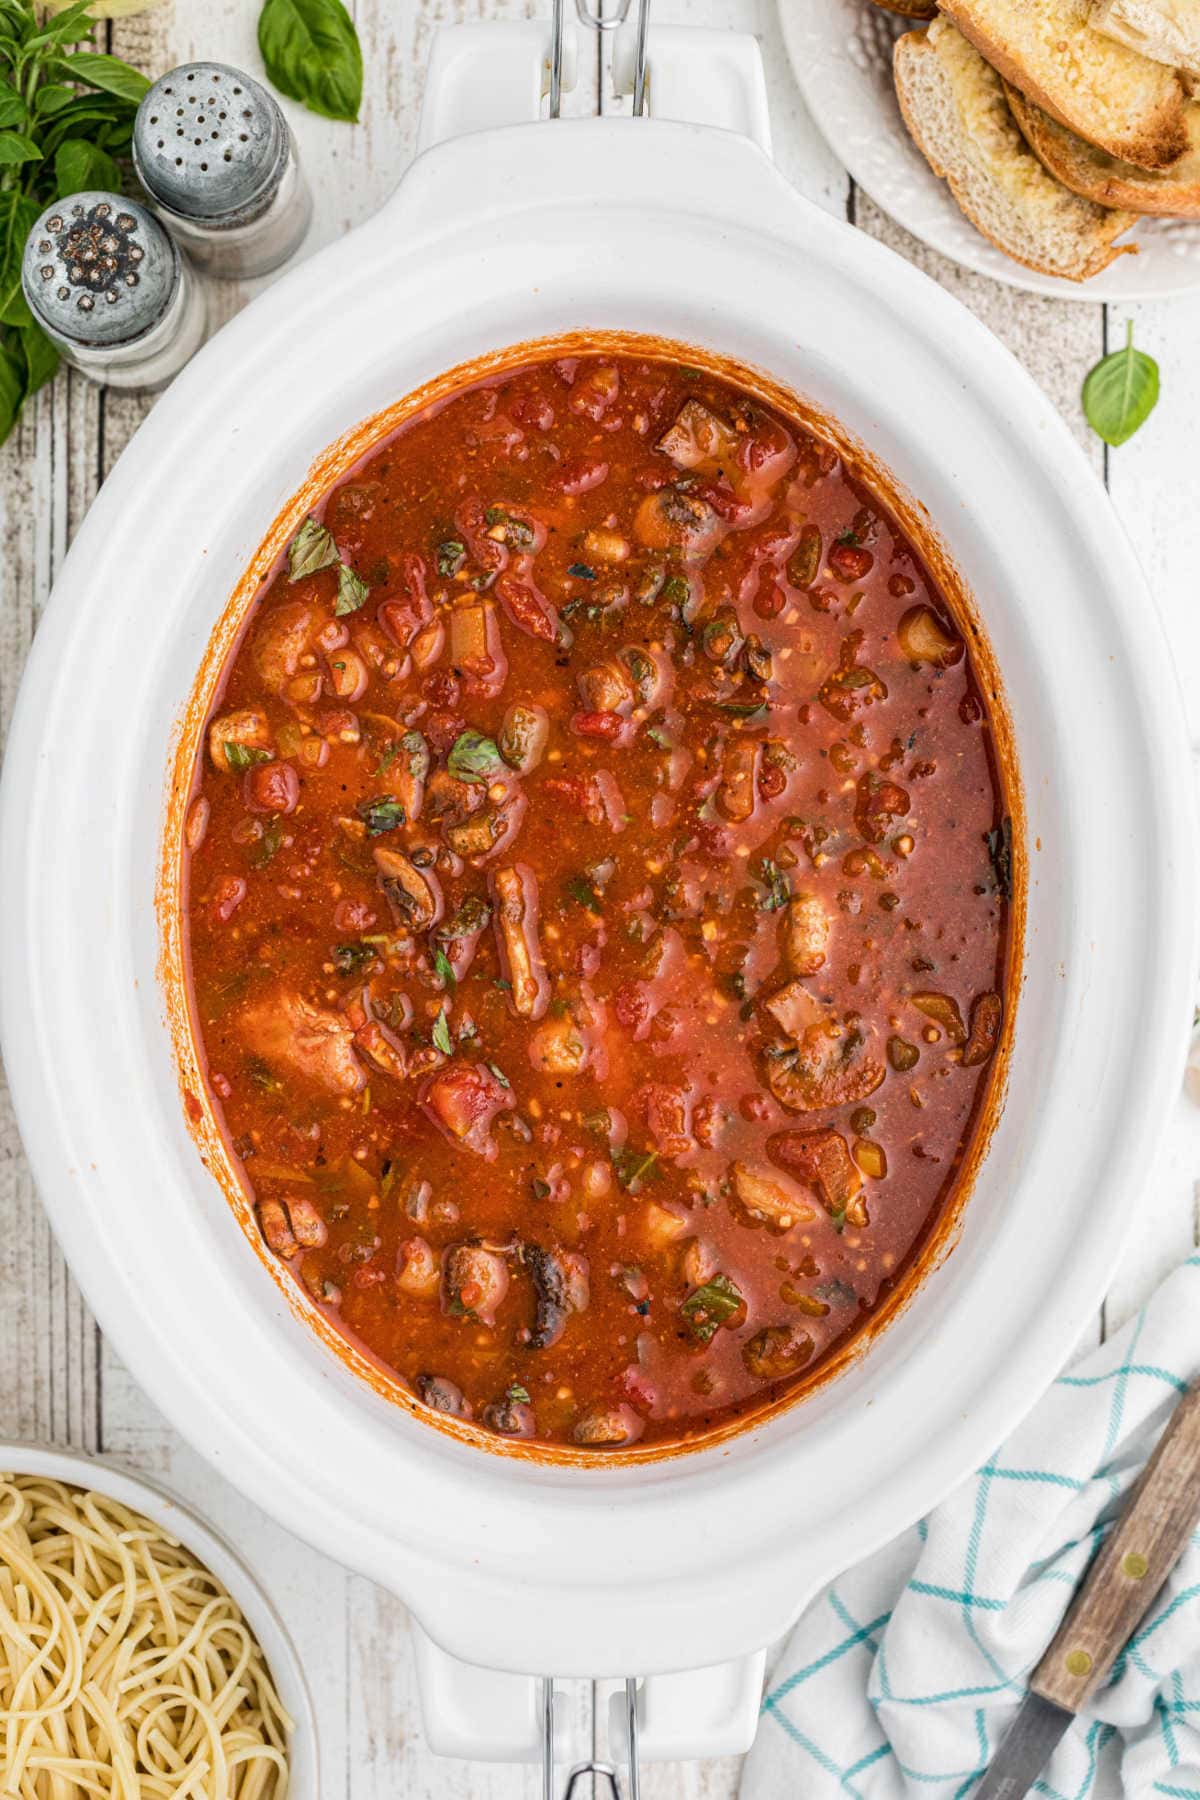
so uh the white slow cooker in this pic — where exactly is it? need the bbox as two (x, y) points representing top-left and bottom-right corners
(1, 22), (1196, 1770)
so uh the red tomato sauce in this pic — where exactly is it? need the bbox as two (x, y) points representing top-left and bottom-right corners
(181, 349), (1013, 1452)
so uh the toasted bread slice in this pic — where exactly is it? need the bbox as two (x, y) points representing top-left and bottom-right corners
(939, 0), (1188, 170)
(1092, 0), (1200, 81)
(1008, 80), (1200, 214)
(869, 0), (936, 17)
(894, 20), (1138, 281)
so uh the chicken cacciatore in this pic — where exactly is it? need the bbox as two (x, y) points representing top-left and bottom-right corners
(182, 347), (1014, 1452)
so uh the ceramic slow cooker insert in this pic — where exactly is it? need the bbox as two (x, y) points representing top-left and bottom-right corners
(1, 21), (1195, 1767)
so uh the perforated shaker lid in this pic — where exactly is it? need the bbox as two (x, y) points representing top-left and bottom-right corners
(21, 193), (179, 348)
(133, 63), (289, 223)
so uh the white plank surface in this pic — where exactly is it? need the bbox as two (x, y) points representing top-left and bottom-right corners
(1, 4), (1198, 1796)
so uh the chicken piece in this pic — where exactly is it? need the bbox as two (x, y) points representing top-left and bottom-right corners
(655, 398), (739, 472)
(577, 659), (636, 714)
(209, 708), (271, 774)
(422, 1063), (516, 1159)
(240, 990), (365, 1096)
(397, 1236), (441, 1299)
(253, 599), (322, 694)
(730, 1162), (813, 1232)
(639, 1200), (691, 1249)
(523, 1244), (590, 1350)
(492, 865), (549, 1021)
(375, 846), (443, 933)
(768, 1127), (866, 1227)
(354, 1020), (408, 1081)
(781, 893), (831, 977)
(528, 1013), (589, 1075)
(763, 1021), (885, 1113)
(443, 1243), (509, 1326)
(760, 980), (824, 1042)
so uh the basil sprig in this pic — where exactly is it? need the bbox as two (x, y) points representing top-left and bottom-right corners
(257, 0), (363, 124)
(1082, 322), (1160, 448)
(0, 0), (151, 446)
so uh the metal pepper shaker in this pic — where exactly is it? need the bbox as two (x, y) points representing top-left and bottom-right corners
(21, 192), (208, 391)
(133, 63), (312, 279)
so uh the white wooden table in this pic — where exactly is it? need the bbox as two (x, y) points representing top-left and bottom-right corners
(2, 3), (1199, 1794)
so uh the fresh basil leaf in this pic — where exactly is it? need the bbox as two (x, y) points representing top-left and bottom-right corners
(756, 857), (791, 913)
(610, 1146), (658, 1194)
(55, 136), (120, 197)
(20, 321), (58, 395)
(433, 947), (456, 989)
(432, 1008), (453, 1056)
(224, 742), (272, 772)
(447, 729), (505, 785)
(56, 51), (151, 103)
(335, 560), (369, 615)
(0, 335), (26, 443)
(32, 83), (73, 118)
(287, 514), (339, 582)
(1082, 322), (1159, 448)
(681, 1274), (744, 1343)
(257, 0), (363, 123)
(332, 941), (376, 974)
(506, 1382), (530, 1404)
(436, 537), (466, 577)
(0, 129), (41, 165)
(0, 81), (23, 128)
(0, 192), (38, 328)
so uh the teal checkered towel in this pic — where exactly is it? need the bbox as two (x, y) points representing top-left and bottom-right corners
(742, 1254), (1200, 1798)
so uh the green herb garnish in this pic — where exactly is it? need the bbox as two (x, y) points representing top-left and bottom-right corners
(487, 1062), (510, 1088)
(506, 1383), (531, 1404)
(250, 819), (284, 867)
(568, 562), (597, 580)
(985, 816), (1013, 900)
(335, 562), (370, 616)
(756, 858), (791, 912)
(288, 515), (339, 582)
(485, 506), (535, 548)
(447, 728), (505, 785)
(432, 1008), (453, 1055)
(564, 873), (602, 914)
(1083, 321), (1160, 448)
(257, 0), (363, 122)
(719, 700), (770, 723)
(224, 742), (272, 772)
(611, 1146), (659, 1194)
(433, 947), (456, 989)
(357, 795), (405, 836)
(436, 538), (467, 577)
(332, 942), (376, 975)
(681, 1274), (744, 1343)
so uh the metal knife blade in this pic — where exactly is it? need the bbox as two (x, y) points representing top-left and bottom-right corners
(974, 1692), (1074, 1799)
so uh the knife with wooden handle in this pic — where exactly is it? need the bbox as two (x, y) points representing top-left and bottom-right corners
(977, 1381), (1200, 1799)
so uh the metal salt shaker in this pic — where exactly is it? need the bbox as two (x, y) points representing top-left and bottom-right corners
(133, 62), (312, 279)
(21, 192), (207, 391)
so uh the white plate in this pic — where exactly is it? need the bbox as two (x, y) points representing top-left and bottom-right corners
(777, 0), (1200, 300)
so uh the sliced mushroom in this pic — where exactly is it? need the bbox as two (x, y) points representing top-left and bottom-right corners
(962, 991), (1003, 1067)
(374, 845), (444, 933)
(523, 1244), (590, 1349)
(760, 980), (825, 1042)
(763, 1021), (885, 1113)
(742, 1325), (814, 1382)
(718, 740), (759, 823)
(252, 599), (321, 693)
(911, 991), (967, 1044)
(492, 865), (550, 1021)
(634, 486), (722, 558)
(782, 893), (831, 977)
(655, 398), (738, 472)
(240, 990), (365, 1096)
(443, 1243), (510, 1326)
(415, 1374), (472, 1419)
(768, 1127), (867, 1226)
(481, 1395), (536, 1437)
(572, 1404), (644, 1447)
(730, 1162), (813, 1232)
(499, 703), (549, 773)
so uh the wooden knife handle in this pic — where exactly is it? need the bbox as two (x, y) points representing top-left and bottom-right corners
(1031, 1382), (1200, 1713)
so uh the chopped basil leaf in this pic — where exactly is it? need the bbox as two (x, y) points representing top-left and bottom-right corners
(568, 562), (597, 580)
(357, 795), (405, 836)
(224, 742), (272, 772)
(646, 724), (673, 750)
(288, 515), (339, 582)
(506, 1382), (531, 1404)
(437, 894), (491, 940)
(333, 941), (376, 975)
(564, 873), (602, 913)
(756, 858), (791, 912)
(401, 729), (431, 780)
(433, 947), (456, 989)
(487, 1062), (511, 1088)
(250, 819), (284, 867)
(335, 561), (370, 615)
(437, 538), (466, 577)
(611, 1146), (659, 1193)
(447, 729), (505, 784)
(1082, 322), (1160, 448)
(485, 506), (536, 549)
(719, 700), (769, 722)
(531, 1175), (552, 1200)
(681, 1274), (744, 1343)
(432, 1008), (453, 1055)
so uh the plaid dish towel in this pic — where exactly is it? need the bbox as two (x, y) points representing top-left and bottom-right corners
(741, 1253), (1200, 1799)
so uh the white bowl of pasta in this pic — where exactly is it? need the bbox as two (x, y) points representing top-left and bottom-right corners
(0, 1446), (316, 1800)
